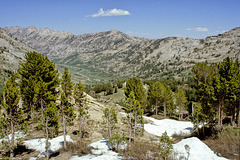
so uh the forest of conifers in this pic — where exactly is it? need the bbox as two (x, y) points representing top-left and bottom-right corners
(0, 51), (239, 159)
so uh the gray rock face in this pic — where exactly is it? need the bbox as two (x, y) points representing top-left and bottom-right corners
(0, 28), (33, 91)
(4, 26), (240, 79)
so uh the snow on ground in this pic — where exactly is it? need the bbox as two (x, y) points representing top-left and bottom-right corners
(120, 113), (227, 160)
(0, 131), (26, 144)
(143, 116), (193, 137)
(24, 135), (74, 158)
(70, 140), (122, 160)
(173, 137), (228, 160)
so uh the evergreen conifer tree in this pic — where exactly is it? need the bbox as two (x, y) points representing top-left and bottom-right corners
(103, 107), (117, 138)
(124, 77), (146, 108)
(74, 80), (89, 141)
(124, 91), (135, 143)
(60, 67), (74, 149)
(132, 99), (144, 142)
(18, 51), (59, 120)
(159, 131), (173, 160)
(0, 73), (27, 160)
(176, 89), (188, 120)
(44, 102), (59, 160)
(147, 81), (163, 115)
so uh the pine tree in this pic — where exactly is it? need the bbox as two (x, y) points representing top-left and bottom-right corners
(18, 51), (59, 159)
(192, 57), (240, 128)
(190, 102), (205, 136)
(147, 81), (163, 115)
(192, 63), (217, 124)
(124, 91), (135, 143)
(103, 107), (117, 138)
(44, 102), (59, 160)
(159, 131), (173, 160)
(124, 77), (146, 108)
(18, 51), (59, 121)
(0, 73), (27, 160)
(132, 99), (144, 142)
(109, 132), (127, 152)
(176, 89), (188, 120)
(74, 80), (89, 141)
(60, 67), (74, 149)
(124, 91), (144, 143)
(231, 59), (240, 126)
(61, 67), (73, 98)
(161, 84), (174, 118)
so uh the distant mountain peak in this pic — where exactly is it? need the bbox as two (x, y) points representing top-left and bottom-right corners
(109, 29), (120, 34)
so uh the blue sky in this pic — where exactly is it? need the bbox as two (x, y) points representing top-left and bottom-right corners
(0, 0), (239, 39)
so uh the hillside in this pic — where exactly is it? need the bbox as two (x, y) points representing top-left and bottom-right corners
(0, 28), (33, 92)
(4, 26), (240, 83)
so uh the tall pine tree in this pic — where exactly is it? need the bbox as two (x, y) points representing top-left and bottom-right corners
(0, 73), (27, 160)
(147, 81), (163, 115)
(103, 107), (117, 138)
(60, 67), (74, 149)
(176, 88), (188, 120)
(74, 80), (89, 141)
(124, 77), (146, 108)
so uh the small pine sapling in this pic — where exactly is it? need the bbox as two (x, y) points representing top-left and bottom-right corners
(159, 131), (173, 160)
(102, 107), (118, 138)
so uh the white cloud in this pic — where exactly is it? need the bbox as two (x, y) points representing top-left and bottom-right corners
(89, 8), (131, 17)
(187, 27), (209, 32)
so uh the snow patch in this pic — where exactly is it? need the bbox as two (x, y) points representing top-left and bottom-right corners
(23, 135), (74, 158)
(144, 116), (193, 137)
(70, 140), (121, 160)
(0, 131), (26, 144)
(173, 137), (228, 160)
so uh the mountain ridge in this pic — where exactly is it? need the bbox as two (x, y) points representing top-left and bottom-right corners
(3, 26), (240, 82)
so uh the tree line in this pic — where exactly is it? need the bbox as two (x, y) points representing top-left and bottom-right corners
(191, 57), (240, 129)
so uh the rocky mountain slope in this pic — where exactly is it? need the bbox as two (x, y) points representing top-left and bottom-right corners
(0, 28), (33, 92)
(4, 26), (240, 82)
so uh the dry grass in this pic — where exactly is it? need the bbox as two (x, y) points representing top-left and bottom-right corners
(119, 140), (160, 160)
(203, 126), (240, 160)
(58, 140), (93, 156)
(171, 131), (190, 143)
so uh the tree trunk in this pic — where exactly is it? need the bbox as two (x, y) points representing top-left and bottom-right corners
(232, 102), (235, 126)
(108, 115), (111, 138)
(155, 100), (158, 115)
(218, 103), (221, 128)
(79, 116), (82, 141)
(10, 119), (14, 160)
(45, 117), (49, 160)
(220, 98), (224, 127)
(41, 98), (44, 118)
(30, 102), (33, 119)
(197, 112), (199, 137)
(129, 113), (132, 144)
(163, 102), (166, 118)
(179, 105), (182, 120)
(129, 98), (132, 145)
(192, 103), (194, 117)
(238, 101), (240, 126)
(134, 113), (136, 142)
(62, 105), (66, 150)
